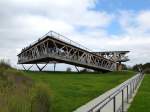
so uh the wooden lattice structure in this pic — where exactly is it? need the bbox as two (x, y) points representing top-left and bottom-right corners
(17, 31), (118, 71)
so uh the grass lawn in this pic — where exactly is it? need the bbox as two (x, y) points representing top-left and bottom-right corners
(24, 71), (134, 112)
(128, 74), (150, 112)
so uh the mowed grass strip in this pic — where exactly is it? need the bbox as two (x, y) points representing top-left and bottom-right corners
(128, 74), (150, 112)
(24, 71), (134, 112)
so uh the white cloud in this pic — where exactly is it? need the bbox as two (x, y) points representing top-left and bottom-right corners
(119, 10), (150, 35)
(136, 10), (150, 32)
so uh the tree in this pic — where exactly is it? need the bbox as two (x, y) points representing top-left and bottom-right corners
(143, 63), (150, 73)
(132, 64), (143, 72)
(132, 63), (150, 73)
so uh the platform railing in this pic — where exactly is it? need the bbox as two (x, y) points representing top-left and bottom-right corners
(74, 72), (144, 112)
(21, 31), (92, 53)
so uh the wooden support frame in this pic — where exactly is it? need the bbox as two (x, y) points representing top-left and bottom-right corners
(75, 66), (79, 72)
(54, 63), (56, 72)
(36, 63), (48, 71)
(22, 64), (34, 71)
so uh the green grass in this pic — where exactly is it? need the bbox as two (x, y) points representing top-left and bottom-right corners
(24, 71), (134, 112)
(128, 74), (150, 112)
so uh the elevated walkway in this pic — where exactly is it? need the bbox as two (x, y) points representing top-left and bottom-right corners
(17, 31), (116, 71)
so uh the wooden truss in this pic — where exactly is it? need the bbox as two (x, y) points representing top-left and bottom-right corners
(18, 31), (116, 71)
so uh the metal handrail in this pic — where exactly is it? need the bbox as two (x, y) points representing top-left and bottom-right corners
(74, 72), (144, 112)
(89, 73), (142, 111)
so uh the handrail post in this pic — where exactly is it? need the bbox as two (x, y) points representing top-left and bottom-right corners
(136, 78), (138, 88)
(122, 89), (124, 112)
(127, 85), (129, 103)
(130, 82), (132, 98)
(113, 96), (116, 112)
(129, 82), (131, 98)
(132, 79), (134, 93)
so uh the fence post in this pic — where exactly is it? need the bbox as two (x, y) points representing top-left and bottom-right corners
(127, 85), (129, 103)
(122, 89), (124, 112)
(130, 82), (132, 98)
(132, 79), (134, 93)
(132, 80), (134, 93)
(113, 96), (116, 112)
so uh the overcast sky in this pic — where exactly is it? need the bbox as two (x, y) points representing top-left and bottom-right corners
(0, 0), (150, 70)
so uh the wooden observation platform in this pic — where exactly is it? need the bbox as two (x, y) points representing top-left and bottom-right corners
(17, 31), (129, 71)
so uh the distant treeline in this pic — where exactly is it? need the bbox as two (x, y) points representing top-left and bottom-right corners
(132, 63), (150, 73)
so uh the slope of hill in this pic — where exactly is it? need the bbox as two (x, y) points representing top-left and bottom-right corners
(0, 61), (51, 112)
(24, 70), (134, 112)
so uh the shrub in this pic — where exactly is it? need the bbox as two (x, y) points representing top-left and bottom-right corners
(31, 83), (51, 112)
(132, 64), (143, 72)
(4, 69), (33, 87)
(0, 67), (33, 112)
(8, 95), (31, 112)
(132, 63), (150, 73)
(144, 68), (150, 74)
(0, 59), (11, 69)
(0, 60), (52, 112)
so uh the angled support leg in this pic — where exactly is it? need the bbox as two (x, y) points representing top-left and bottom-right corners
(41, 63), (48, 71)
(36, 63), (48, 71)
(36, 64), (41, 71)
(28, 64), (34, 71)
(22, 64), (27, 71)
(75, 66), (79, 72)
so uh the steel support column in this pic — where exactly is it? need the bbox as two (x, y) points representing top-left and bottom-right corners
(22, 64), (34, 71)
(75, 66), (79, 72)
(54, 63), (56, 72)
(36, 63), (48, 71)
